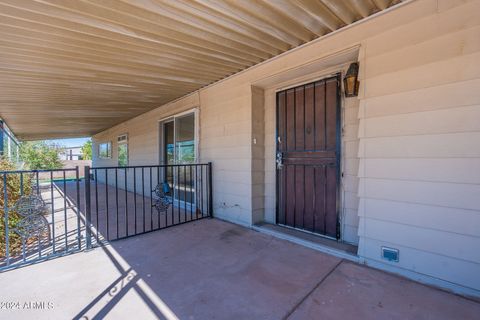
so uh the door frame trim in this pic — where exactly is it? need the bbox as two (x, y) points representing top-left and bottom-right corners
(275, 73), (342, 240)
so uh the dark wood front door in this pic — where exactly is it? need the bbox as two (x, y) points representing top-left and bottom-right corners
(276, 75), (341, 239)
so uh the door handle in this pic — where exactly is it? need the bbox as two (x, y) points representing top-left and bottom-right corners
(276, 152), (283, 170)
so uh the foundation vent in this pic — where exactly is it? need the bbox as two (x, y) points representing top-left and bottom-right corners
(382, 247), (399, 262)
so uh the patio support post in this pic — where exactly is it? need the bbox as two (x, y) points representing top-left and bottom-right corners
(208, 162), (213, 218)
(84, 166), (92, 249)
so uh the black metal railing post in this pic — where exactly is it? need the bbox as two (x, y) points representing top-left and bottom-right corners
(208, 162), (213, 218)
(75, 166), (81, 250)
(84, 166), (92, 249)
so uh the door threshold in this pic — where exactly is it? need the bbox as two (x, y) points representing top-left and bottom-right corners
(252, 223), (359, 262)
(277, 223), (338, 241)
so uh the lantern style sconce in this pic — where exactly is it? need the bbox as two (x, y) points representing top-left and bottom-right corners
(343, 62), (359, 97)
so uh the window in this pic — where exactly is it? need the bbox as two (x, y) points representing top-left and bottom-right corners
(118, 134), (128, 166)
(175, 113), (195, 164)
(161, 113), (195, 165)
(98, 142), (111, 159)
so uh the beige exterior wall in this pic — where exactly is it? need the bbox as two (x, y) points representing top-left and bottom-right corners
(356, 0), (480, 296)
(93, 93), (200, 167)
(93, 0), (480, 296)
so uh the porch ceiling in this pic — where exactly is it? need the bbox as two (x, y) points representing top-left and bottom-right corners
(0, 0), (401, 140)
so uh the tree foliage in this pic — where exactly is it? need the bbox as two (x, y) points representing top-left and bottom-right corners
(19, 141), (63, 170)
(81, 139), (92, 160)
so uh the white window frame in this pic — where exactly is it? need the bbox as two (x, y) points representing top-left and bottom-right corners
(98, 141), (112, 159)
(158, 108), (199, 210)
(117, 134), (128, 166)
(158, 108), (199, 164)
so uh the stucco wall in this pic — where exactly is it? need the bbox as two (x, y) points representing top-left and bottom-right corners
(93, 0), (480, 296)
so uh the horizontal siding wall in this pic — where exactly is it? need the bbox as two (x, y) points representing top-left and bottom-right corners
(358, 0), (480, 293)
(263, 88), (276, 224)
(199, 83), (253, 226)
(93, 93), (200, 167)
(342, 95), (360, 244)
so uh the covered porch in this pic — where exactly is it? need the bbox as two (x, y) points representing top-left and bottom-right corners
(1, 0), (480, 317)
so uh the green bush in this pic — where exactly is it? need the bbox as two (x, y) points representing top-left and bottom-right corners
(0, 158), (32, 259)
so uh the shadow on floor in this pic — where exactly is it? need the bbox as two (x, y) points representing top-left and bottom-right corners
(67, 218), (480, 320)
(3, 181), (479, 320)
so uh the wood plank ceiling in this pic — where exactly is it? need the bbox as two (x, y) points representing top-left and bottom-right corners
(0, 0), (401, 140)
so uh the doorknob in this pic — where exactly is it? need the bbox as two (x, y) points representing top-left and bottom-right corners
(276, 152), (283, 170)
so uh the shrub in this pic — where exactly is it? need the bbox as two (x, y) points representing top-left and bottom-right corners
(0, 157), (33, 259)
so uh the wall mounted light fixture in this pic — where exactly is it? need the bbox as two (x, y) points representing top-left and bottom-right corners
(343, 62), (359, 97)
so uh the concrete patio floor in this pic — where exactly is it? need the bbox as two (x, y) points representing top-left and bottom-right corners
(1, 219), (479, 320)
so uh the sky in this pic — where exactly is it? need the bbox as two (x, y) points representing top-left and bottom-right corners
(46, 137), (90, 148)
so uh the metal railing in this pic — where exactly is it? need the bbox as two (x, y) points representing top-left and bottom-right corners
(84, 163), (213, 246)
(0, 163), (213, 271)
(1, 167), (82, 270)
